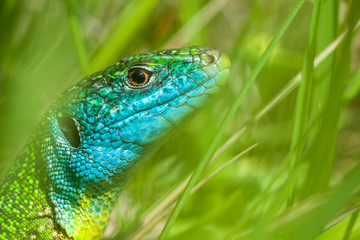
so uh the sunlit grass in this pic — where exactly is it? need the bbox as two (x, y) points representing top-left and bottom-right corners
(1, 1), (360, 240)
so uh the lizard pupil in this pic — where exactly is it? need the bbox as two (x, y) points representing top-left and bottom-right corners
(58, 117), (81, 148)
(128, 69), (150, 86)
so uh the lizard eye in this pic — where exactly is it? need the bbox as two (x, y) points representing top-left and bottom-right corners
(58, 117), (81, 148)
(128, 68), (151, 86)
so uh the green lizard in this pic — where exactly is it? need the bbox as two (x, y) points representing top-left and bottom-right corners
(0, 46), (230, 239)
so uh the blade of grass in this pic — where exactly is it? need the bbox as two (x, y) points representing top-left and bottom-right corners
(301, 0), (360, 198)
(325, 207), (360, 232)
(177, 0), (206, 44)
(164, 0), (230, 48)
(158, 1), (306, 238)
(342, 210), (359, 240)
(288, 0), (322, 170)
(270, 162), (360, 240)
(90, 0), (161, 71)
(313, 207), (360, 240)
(228, 10), (360, 240)
(227, 160), (308, 240)
(310, 0), (338, 119)
(344, 65), (360, 103)
(129, 144), (257, 240)
(214, 16), (360, 239)
(64, 0), (90, 75)
(235, 160), (360, 240)
(212, 20), (358, 163)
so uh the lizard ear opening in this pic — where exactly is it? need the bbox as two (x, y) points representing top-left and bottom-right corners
(58, 117), (81, 148)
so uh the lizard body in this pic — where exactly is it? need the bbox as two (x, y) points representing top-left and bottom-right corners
(0, 46), (230, 239)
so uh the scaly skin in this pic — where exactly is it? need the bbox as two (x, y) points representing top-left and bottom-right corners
(0, 46), (230, 239)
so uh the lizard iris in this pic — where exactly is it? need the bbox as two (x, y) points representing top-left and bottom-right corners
(0, 46), (230, 239)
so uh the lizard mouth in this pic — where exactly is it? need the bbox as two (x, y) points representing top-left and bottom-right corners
(187, 48), (230, 104)
(157, 48), (230, 124)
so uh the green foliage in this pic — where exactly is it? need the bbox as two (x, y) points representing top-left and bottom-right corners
(1, 0), (360, 239)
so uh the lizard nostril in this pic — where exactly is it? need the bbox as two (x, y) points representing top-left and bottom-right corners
(203, 49), (221, 64)
(206, 54), (215, 63)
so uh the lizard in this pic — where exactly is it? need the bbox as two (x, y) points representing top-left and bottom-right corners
(0, 46), (230, 239)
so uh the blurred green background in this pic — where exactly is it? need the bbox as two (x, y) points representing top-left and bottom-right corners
(1, 0), (360, 239)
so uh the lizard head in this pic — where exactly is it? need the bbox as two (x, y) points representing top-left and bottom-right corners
(44, 46), (230, 238)
(55, 46), (230, 184)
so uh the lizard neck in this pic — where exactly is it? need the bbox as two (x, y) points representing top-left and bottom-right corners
(57, 190), (119, 239)
(39, 112), (145, 239)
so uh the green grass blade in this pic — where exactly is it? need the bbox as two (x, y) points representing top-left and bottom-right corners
(64, 0), (90, 75)
(342, 210), (359, 240)
(129, 144), (257, 240)
(164, 0), (230, 48)
(301, 0), (360, 198)
(211, 21), (355, 165)
(314, 208), (360, 240)
(288, 0), (322, 169)
(158, 1), (306, 239)
(90, 0), (161, 71)
(269, 161), (360, 240)
(344, 65), (360, 103)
